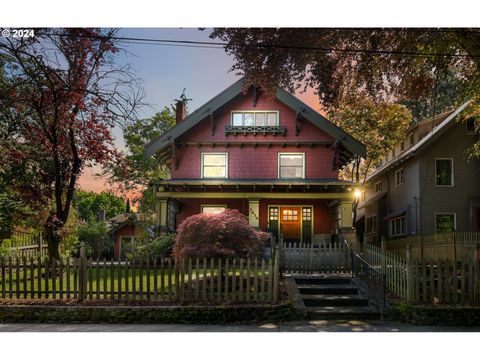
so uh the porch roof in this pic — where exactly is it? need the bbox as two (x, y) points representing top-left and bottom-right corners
(152, 178), (356, 187)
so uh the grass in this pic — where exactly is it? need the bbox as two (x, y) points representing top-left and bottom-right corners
(0, 264), (271, 300)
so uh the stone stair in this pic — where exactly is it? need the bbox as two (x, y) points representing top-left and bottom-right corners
(287, 274), (381, 320)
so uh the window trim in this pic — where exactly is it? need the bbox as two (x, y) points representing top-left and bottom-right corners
(390, 215), (406, 237)
(201, 204), (228, 215)
(366, 214), (377, 234)
(277, 152), (306, 179)
(394, 168), (405, 187)
(435, 212), (457, 233)
(201, 152), (229, 179)
(230, 110), (280, 127)
(435, 158), (454, 187)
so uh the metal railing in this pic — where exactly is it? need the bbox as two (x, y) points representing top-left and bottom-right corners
(339, 229), (386, 308)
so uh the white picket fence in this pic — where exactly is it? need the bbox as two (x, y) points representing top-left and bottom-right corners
(281, 241), (351, 274)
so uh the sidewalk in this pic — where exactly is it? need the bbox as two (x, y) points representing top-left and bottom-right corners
(1, 320), (480, 332)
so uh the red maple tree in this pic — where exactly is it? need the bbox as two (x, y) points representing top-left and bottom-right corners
(0, 28), (143, 259)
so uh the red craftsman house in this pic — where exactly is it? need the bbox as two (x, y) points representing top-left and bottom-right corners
(145, 78), (366, 244)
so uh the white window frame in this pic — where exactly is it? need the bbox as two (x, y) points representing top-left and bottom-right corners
(390, 216), (406, 237)
(435, 213), (457, 233)
(374, 181), (382, 193)
(201, 152), (228, 179)
(231, 110), (280, 127)
(394, 168), (405, 187)
(366, 214), (377, 234)
(201, 205), (228, 215)
(435, 158), (454, 187)
(277, 152), (305, 179)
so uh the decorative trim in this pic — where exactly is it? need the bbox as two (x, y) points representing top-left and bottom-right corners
(225, 125), (286, 136)
(156, 192), (354, 200)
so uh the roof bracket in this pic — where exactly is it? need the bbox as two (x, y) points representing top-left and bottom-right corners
(210, 113), (215, 136)
(295, 112), (302, 136)
(170, 141), (178, 170)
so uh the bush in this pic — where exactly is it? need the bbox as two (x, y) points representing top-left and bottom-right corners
(173, 209), (269, 261)
(125, 232), (176, 262)
(77, 221), (112, 258)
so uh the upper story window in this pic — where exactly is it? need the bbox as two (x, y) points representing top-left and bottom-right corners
(466, 117), (478, 135)
(400, 141), (405, 151)
(278, 153), (305, 179)
(395, 168), (405, 187)
(409, 133), (414, 146)
(366, 214), (377, 234)
(201, 153), (228, 179)
(435, 158), (454, 187)
(375, 181), (383, 193)
(390, 216), (405, 237)
(231, 111), (279, 127)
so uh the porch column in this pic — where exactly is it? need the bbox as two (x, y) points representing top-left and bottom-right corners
(248, 199), (260, 229)
(156, 199), (168, 233)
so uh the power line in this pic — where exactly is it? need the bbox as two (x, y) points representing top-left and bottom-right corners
(41, 31), (480, 59)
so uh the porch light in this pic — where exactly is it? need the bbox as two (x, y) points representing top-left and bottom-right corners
(354, 188), (362, 199)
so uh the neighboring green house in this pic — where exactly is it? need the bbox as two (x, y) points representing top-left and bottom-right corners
(359, 102), (480, 242)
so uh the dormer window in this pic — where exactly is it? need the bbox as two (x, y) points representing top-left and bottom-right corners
(231, 111), (279, 127)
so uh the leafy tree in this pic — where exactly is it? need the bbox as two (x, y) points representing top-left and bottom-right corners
(173, 210), (269, 261)
(107, 107), (175, 212)
(73, 190), (125, 222)
(328, 96), (412, 222)
(0, 28), (143, 259)
(77, 221), (112, 258)
(210, 28), (480, 157)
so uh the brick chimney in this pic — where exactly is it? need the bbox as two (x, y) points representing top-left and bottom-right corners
(175, 100), (187, 124)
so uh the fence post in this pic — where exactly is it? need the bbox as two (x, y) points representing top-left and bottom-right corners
(381, 236), (386, 274)
(406, 244), (414, 303)
(273, 245), (280, 304)
(78, 242), (86, 301)
(474, 242), (480, 304)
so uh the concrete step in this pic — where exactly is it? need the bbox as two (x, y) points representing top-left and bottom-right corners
(297, 284), (359, 295)
(302, 294), (369, 307)
(294, 277), (352, 285)
(307, 306), (380, 320)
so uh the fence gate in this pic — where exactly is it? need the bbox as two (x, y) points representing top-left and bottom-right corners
(281, 241), (351, 273)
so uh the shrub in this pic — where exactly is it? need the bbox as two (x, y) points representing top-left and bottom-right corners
(173, 209), (269, 261)
(125, 232), (176, 262)
(77, 221), (112, 258)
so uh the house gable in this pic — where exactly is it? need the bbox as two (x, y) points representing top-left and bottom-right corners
(144, 77), (366, 165)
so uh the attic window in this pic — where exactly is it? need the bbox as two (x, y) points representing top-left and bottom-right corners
(231, 111), (279, 126)
(466, 118), (478, 135)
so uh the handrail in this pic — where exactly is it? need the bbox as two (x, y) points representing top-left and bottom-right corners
(338, 229), (386, 308)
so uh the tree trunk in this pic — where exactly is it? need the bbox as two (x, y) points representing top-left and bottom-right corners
(45, 222), (61, 260)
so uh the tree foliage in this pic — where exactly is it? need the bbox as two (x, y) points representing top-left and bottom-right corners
(173, 210), (269, 261)
(73, 190), (125, 222)
(210, 28), (480, 157)
(0, 28), (143, 258)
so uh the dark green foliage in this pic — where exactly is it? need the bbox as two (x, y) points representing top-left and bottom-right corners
(125, 232), (176, 262)
(74, 190), (125, 222)
(77, 221), (113, 258)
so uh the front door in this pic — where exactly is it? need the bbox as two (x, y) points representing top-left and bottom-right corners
(280, 207), (301, 242)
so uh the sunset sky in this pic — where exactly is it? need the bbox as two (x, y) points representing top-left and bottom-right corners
(77, 28), (323, 195)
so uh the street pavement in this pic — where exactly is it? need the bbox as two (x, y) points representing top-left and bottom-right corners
(1, 320), (480, 332)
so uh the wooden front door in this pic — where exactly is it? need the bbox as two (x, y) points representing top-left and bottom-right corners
(280, 207), (301, 241)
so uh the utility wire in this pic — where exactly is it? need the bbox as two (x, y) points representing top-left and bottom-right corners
(41, 32), (480, 59)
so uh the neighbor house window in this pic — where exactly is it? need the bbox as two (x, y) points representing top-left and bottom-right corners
(390, 216), (405, 236)
(435, 213), (456, 233)
(278, 153), (305, 179)
(201, 205), (227, 215)
(400, 141), (405, 151)
(201, 153), (228, 178)
(409, 133), (414, 146)
(435, 159), (453, 186)
(466, 118), (478, 135)
(366, 215), (377, 234)
(375, 181), (383, 193)
(395, 168), (405, 187)
(231, 111), (279, 127)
